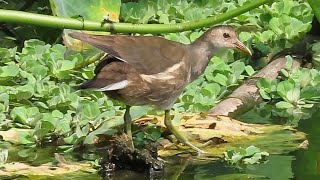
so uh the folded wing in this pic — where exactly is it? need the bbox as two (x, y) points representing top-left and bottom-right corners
(69, 32), (186, 74)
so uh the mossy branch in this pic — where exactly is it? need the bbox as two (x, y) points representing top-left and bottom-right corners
(0, 0), (272, 34)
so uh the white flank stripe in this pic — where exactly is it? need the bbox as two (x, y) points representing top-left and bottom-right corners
(99, 80), (129, 91)
(141, 61), (183, 82)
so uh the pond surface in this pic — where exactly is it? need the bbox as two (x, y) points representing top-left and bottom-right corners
(158, 111), (320, 180)
(2, 112), (320, 180)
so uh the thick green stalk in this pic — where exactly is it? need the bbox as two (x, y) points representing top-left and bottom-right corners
(0, 0), (272, 33)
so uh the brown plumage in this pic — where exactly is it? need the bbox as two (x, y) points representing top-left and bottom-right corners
(69, 25), (252, 153)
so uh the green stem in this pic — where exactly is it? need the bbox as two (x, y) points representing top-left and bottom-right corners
(0, 0), (272, 33)
(74, 51), (105, 69)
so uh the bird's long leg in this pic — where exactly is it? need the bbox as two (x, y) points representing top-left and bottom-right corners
(164, 110), (206, 154)
(124, 105), (134, 149)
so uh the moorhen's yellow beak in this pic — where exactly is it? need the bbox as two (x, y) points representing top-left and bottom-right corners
(234, 40), (252, 56)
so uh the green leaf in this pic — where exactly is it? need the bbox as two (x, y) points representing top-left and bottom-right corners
(259, 90), (271, 100)
(213, 73), (228, 86)
(301, 87), (320, 100)
(158, 13), (169, 24)
(257, 78), (272, 92)
(245, 65), (255, 76)
(10, 107), (28, 125)
(285, 55), (293, 69)
(0, 64), (19, 78)
(76, 125), (86, 138)
(269, 17), (282, 35)
(276, 101), (294, 109)
(286, 87), (300, 103)
(281, 69), (289, 77)
(52, 110), (64, 118)
(277, 81), (294, 99)
(130, 106), (149, 120)
(245, 145), (260, 156)
(300, 69), (312, 87)
(16, 84), (35, 100)
(231, 154), (243, 164)
(239, 32), (252, 42)
(78, 101), (101, 120)
(308, 0), (320, 22)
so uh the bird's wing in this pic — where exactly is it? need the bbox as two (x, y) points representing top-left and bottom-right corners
(69, 32), (186, 74)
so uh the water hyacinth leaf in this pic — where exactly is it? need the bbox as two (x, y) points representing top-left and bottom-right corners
(231, 154), (242, 164)
(52, 110), (64, 118)
(203, 83), (220, 97)
(56, 119), (71, 134)
(63, 134), (77, 145)
(34, 121), (55, 139)
(231, 61), (245, 77)
(300, 69), (312, 87)
(308, 0), (320, 22)
(269, 17), (282, 35)
(0, 64), (19, 78)
(83, 133), (99, 145)
(0, 47), (17, 62)
(76, 124), (89, 138)
(148, 130), (161, 141)
(276, 101), (294, 109)
(224, 146), (269, 165)
(213, 73), (228, 86)
(239, 32), (252, 42)
(245, 65), (255, 76)
(313, 52), (320, 70)
(273, 0), (294, 15)
(78, 101), (101, 120)
(245, 145), (261, 156)
(300, 87), (320, 100)
(130, 106), (149, 120)
(189, 31), (202, 42)
(286, 87), (300, 103)
(285, 55), (293, 69)
(41, 121), (55, 132)
(16, 84), (35, 100)
(281, 69), (289, 77)
(10, 107), (28, 125)
(277, 81), (294, 100)
(0, 93), (9, 106)
(158, 13), (169, 24)
(257, 78), (272, 93)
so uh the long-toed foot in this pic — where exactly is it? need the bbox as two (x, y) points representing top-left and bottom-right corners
(163, 110), (206, 154)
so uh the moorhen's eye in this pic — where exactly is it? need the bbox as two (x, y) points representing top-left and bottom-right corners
(223, 33), (230, 38)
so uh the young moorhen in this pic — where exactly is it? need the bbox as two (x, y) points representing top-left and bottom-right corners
(69, 25), (252, 154)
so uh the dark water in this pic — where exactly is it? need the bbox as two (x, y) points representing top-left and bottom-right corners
(106, 111), (320, 180)
(2, 112), (320, 180)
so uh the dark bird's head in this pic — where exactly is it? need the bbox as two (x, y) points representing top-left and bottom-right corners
(202, 25), (252, 56)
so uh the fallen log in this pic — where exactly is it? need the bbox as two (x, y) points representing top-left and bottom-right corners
(208, 57), (302, 117)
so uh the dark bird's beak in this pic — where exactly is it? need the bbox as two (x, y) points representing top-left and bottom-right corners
(234, 40), (252, 56)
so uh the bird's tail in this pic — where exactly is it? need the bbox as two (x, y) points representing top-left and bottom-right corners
(78, 78), (97, 90)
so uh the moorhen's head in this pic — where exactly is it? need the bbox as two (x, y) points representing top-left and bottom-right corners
(205, 25), (252, 55)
